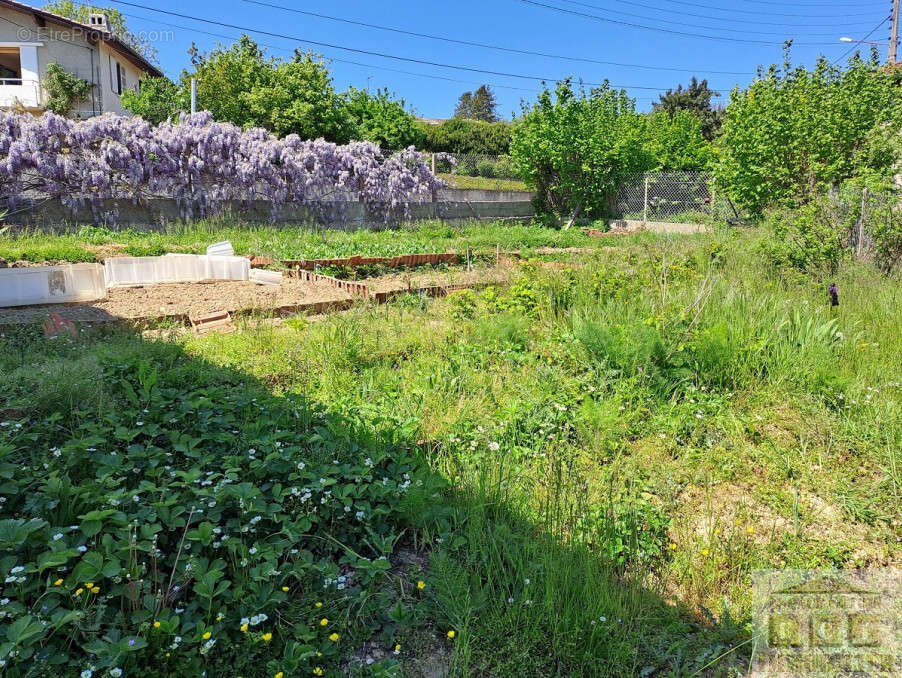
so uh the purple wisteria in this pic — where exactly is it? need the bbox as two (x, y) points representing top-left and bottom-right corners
(0, 111), (445, 221)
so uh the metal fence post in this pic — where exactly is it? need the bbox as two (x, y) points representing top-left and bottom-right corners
(857, 187), (868, 259)
(642, 175), (649, 223)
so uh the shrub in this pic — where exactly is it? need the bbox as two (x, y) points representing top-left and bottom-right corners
(511, 80), (651, 219)
(419, 118), (512, 155)
(476, 159), (496, 178)
(715, 51), (902, 215)
(447, 289), (477, 320)
(759, 198), (845, 272)
(0, 111), (444, 223)
(492, 155), (515, 180)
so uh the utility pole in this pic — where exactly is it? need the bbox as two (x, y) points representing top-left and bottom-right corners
(891, 0), (900, 63)
(190, 78), (197, 114)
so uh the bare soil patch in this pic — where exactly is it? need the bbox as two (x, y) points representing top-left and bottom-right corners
(0, 265), (513, 325)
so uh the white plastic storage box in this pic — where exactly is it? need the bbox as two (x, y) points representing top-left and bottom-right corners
(0, 264), (106, 308)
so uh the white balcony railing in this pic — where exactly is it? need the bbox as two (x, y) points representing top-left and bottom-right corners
(0, 79), (41, 108)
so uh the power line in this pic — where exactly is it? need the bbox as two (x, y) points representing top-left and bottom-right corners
(730, 0), (880, 8)
(122, 10), (684, 111)
(603, 0), (881, 28)
(517, 0), (847, 45)
(242, 0), (752, 74)
(832, 17), (890, 64)
(610, 0), (881, 19)
(122, 11), (541, 93)
(561, 0), (888, 29)
(546, 0), (873, 36)
(105, 0), (731, 91)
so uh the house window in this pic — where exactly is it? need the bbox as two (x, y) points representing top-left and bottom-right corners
(111, 59), (123, 95)
(0, 47), (22, 85)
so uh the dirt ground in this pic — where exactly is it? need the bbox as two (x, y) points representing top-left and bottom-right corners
(0, 277), (351, 324)
(364, 265), (510, 293)
(0, 265), (514, 325)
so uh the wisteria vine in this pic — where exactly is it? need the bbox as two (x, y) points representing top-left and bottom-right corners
(0, 111), (446, 221)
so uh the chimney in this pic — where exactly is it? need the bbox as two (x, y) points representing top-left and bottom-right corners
(87, 13), (109, 31)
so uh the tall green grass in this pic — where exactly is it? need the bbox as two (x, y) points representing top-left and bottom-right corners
(3, 228), (899, 676)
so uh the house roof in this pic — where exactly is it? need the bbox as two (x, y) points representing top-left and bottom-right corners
(0, 0), (163, 78)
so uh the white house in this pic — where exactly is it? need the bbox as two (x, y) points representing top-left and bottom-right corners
(0, 0), (161, 116)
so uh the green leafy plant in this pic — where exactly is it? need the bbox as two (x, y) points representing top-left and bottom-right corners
(715, 49), (902, 215)
(43, 63), (93, 116)
(511, 80), (651, 219)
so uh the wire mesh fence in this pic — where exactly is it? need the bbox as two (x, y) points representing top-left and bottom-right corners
(827, 186), (902, 269)
(611, 171), (735, 222)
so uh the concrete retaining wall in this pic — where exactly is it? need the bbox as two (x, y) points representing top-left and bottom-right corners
(439, 188), (534, 202)
(4, 197), (535, 231)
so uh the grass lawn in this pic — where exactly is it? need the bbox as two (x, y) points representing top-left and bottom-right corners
(2, 223), (900, 677)
(1, 220), (596, 265)
(437, 174), (528, 192)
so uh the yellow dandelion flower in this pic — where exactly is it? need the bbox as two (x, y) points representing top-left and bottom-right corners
(282, 586), (289, 592)
(53, 578), (64, 586)
(275, 673), (284, 678)
(701, 548), (710, 557)
(417, 580), (426, 590)
(319, 618), (328, 626)
(86, 582), (94, 588)
(90, 586), (100, 594)
(668, 542), (677, 550)
(315, 601), (323, 608)
(714, 529), (721, 536)
(240, 623), (249, 633)
(313, 668), (324, 676)
(747, 526), (755, 535)
(395, 643), (401, 652)
(447, 630), (456, 639)
(202, 631), (212, 640)
(153, 621), (161, 629)
(262, 632), (272, 642)
(75, 588), (84, 596)
(329, 632), (339, 642)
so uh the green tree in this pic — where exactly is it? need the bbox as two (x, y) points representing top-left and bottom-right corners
(715, 49), (902, 215)
(43, 1), (157, 62)
(511, 79), (650, 218)
(653, 77), (722, 140)
(185, 37), (353, 141)
(121, 76), (188, 124)
(643, 109), (713, 171)
(453, 84), (499, 122)
(419, 118), (512, 154)
(343, 87), (424, 150)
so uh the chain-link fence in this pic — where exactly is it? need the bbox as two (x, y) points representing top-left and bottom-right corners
(426, 153), (520, 181)
(828, 186), (902, 269)
(611, 171), (739, 222)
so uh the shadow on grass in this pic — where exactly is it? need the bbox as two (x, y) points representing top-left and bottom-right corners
(0, 320), (750, 678)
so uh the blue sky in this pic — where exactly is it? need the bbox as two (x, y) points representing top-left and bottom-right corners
(111, 0), (890, 118)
